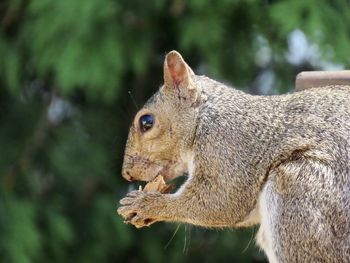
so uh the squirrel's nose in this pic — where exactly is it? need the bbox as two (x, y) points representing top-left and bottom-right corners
(122, 170), (134, 182)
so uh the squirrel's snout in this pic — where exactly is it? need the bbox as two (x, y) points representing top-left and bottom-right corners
(122, 169), (134, 182)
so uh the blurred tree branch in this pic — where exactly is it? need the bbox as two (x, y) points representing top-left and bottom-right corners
(3, 106), (51, 191)
(0, 0), (27, 34)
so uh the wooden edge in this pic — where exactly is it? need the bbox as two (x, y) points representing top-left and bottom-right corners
(295, 70), (350, 92)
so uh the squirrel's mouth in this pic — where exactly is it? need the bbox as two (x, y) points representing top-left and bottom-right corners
(122, 155), (190, 194)
(137, 164), (184, 184)
(122, 153), (188, 183)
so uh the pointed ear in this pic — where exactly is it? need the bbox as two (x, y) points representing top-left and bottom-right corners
(163, 50), (194, 89)
(163, 51), (198, 103)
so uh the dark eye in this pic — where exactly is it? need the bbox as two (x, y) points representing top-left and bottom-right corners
(139, 114), (154, 133)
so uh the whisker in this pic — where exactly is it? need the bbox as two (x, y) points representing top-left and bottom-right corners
(164, 224), (181, 249)
(128, 91), (139, 109)
(242, 226), (256, 253)
(183, 225), (191, 255)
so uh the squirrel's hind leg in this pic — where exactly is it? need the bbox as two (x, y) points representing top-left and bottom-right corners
(259, 159), (350, 263)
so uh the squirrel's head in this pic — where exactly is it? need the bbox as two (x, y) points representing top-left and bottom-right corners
(122, 51), (200, 182)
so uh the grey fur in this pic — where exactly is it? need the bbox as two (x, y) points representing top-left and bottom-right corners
(118, 52), (350, 263)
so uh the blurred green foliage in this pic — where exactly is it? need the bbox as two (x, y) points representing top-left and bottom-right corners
(0, 0), (349, 262)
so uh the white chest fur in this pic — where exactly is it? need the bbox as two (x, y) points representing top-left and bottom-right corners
(173, 151), (195, 197)
(256, 183), (279, 263)
(236, 182), (278, 263)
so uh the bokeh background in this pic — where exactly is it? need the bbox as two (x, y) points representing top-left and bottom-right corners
(1, 0), (349, 262)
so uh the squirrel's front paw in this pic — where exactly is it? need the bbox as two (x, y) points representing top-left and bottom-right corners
(117, 190), (160, 228)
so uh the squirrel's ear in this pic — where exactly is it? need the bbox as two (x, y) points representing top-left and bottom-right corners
(163, 51), (197, 101)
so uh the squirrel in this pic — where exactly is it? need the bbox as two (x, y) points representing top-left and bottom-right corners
(117, 50), (350, 263)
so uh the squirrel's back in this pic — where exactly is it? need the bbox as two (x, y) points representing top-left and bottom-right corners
(196, 75), (350, 147)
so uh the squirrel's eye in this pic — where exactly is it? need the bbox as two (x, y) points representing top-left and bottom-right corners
(139, 114), (154, 133)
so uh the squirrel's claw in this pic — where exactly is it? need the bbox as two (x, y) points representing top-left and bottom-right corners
(117, 206), (135, 220)
(130, 215), (156, 228)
